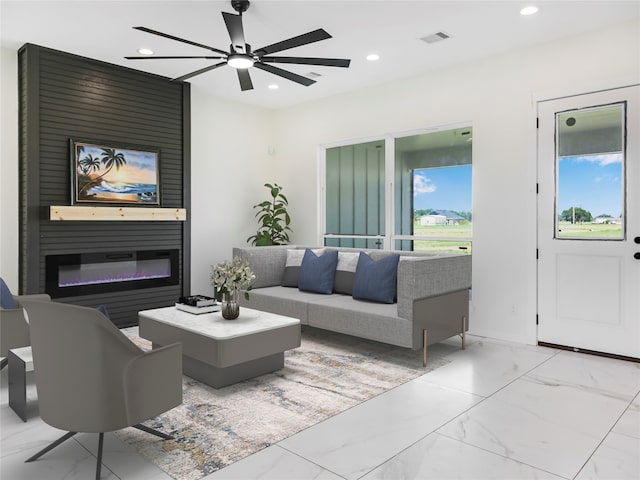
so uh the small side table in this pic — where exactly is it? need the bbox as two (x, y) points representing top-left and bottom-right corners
(8, 346), (34, 422)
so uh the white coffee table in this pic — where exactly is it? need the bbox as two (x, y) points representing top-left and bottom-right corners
(138, 306), (301, 388)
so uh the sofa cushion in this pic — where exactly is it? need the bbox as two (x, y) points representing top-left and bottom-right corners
(333, 251), (360, 295)
(298, 249), (338, 294)
(241, 285), (334, 324)
(352, 252), (400, 304)
(282, 248), (324, 287)
(307, 294), (413, 349)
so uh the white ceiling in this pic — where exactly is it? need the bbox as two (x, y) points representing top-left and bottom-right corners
(1, 1), (638, 110)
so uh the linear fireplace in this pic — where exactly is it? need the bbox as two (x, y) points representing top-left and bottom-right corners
(45, 249), (179, 298)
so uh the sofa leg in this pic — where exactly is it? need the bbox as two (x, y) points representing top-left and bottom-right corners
(460, 316), (467, 350)
(422, 329), (428, 367)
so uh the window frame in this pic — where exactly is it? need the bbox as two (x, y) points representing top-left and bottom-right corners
(318, 122), (473, 251)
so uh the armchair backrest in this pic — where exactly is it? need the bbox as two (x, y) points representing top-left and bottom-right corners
(21, 300), (144, 433)
(0, 277), (51, 356)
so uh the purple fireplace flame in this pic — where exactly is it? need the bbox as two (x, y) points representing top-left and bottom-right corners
(46, 250), (179, 298)
(59, 259), (171, 287)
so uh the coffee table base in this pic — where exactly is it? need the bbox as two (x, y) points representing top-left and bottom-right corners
(140, 307), (300, 389)
(154, 343), (284, 388)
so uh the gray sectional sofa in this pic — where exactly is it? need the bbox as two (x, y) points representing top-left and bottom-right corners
(233, 245), (472, 365)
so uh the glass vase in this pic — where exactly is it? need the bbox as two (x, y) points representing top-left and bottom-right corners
(221, 290), (240, 320)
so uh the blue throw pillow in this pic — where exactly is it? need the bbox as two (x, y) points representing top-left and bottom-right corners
(298, 249), (339, 294)
(352, 252), (400, 304)
(0, 277), (16, 309)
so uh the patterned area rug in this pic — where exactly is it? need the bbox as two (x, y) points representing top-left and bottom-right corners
(117, 326), (449, 480)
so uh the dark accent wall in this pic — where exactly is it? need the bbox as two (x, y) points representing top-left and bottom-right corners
(18, 44), (191, 327)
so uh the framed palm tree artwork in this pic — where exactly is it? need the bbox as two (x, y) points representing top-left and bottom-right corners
(70, 139), (160, 205)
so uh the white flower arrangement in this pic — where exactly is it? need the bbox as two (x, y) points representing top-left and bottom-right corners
(210, 256), (255, 299)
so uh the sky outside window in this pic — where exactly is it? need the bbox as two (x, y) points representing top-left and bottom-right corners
(558, 153), (623, 218)
(413, 165), (472, 213)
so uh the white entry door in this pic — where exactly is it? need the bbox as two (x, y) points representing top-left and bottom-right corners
(537, 85), (640, 359)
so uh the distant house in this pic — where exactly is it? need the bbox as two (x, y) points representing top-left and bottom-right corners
(420, 214), (447, 226)
(419, 210), (465, 226)
(593, 216), (623, 225)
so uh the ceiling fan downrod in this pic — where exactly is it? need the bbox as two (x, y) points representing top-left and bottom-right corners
(231, 0), (250, 15)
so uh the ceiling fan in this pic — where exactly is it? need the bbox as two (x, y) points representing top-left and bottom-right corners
(125, 0), (351, 91)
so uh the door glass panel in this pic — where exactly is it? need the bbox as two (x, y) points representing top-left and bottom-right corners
(556, 103), (625, 239)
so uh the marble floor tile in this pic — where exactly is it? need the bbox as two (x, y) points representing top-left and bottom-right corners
(2, 341), (637, 480)
(75, 431), (174, 480)
(612, 395), (640, 439)
(419, 338), (557, 397)
(206, 445), (344, 480)
(437, 367), (632, 479)
(575, 431), (640, 480)
(527, 351), (640, 399)
(279, 380), (481, 480)
(1, 424), (118, 480)
(1, 394), (170, 480)
(426, 334), (484, 358)
(361, 433), (564, 480)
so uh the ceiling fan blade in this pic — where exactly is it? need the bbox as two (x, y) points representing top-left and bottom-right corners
(255, 29), (332, 56)
(133, 26), (228, 56)
(222, 12), (247, 54)
(254, 62), (315, 87)
(261, 56), (350, 68)
(125, 56), (225, 60)
(172, 61), (227, 82)
(237, 69), (254, 91)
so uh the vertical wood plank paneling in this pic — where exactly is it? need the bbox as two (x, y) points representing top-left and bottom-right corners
(18, 45), (42, 294)
(181, 83), (192, 295)
(18, 44), (191, 327)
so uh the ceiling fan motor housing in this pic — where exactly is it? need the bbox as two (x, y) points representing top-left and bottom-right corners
(231, 0), (250, 14)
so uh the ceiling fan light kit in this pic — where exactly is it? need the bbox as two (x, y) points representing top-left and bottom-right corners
(126, 0), (351, 91)
(227, 54), (254, 69)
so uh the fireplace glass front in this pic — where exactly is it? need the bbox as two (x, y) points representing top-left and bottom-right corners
(46, 250), (179, 298)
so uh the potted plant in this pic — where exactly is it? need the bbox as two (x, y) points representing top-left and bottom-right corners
(247, 183), (292, 246)
(210, 256), (254, 320)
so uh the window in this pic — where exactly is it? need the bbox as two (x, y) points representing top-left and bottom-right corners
(321, 125), (472, 253)
(555, 103), (625, 239)
(324, 140), (385, 249)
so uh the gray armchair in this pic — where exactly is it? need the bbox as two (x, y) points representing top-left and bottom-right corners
(20, 300), (183, 480)
(0, 278), (50, 369)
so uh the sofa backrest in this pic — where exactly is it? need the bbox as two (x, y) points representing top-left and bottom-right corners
(233, 245), (293, 288)
(233, 245), (469, 291)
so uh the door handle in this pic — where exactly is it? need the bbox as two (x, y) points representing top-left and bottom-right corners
(635, 252), (640, 260)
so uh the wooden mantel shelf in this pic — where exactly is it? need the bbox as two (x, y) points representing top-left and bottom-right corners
(50, 206), (187, 221)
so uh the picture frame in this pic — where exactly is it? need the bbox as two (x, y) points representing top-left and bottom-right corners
(70, 139), (161, 206)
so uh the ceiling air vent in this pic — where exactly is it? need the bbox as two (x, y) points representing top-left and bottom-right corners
(421, 31), (451, 44)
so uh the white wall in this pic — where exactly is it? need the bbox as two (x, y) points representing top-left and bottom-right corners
(2, 20), (638, 346)
(189, 86), (276, 296)
(0, 47), (19, 290)
(270, 20), (640, 344)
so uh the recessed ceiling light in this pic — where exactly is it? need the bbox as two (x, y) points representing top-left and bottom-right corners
(268, 84), (279, 90)
(366, 53), (380, 61)
(137, 48), (154, 55)
(520, 6), (539, 15)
